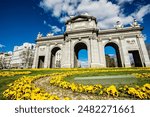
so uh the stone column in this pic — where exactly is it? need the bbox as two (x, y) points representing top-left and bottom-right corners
(88, 38), (92, 67)
(98, 39), (106, 67)
(137, 35), (150, 67)
(70, 39), (73, 68)
(90, 35), (101, 68)
(119, 37), (131, 67)
(70, 40), (76, 68)
(61, 43), (65, 68)
(32, 45), (39, 68)
(44, 44), (50, 68)
(61, 37), (71, 68)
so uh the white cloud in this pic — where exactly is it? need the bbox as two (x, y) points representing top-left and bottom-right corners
(39, 0), (80, 17)
(48, 24), (62, 34)
(0, 44), (5, 48)
(143, 34), (147, 41)
(134, 4), (150, 22)
(60, 16), (70, 23)
(116, 0), (134, 5)
(43, 19), (62, 34)
(77, 0), (120, 19)
(108, 54), (116, 57)
(40, 0), (150, 29)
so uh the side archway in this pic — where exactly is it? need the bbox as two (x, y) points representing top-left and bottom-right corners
(104, 42), (122, 67)
(74, 42), (88, 68)
(50, 47), (61, 68)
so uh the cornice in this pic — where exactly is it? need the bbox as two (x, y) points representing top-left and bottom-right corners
(36, 35), (64, 42)
(64, 28), (99, 35)
(99, 27), (143, 35)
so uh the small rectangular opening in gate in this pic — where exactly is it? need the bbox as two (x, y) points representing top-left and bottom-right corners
(38, 56), (45, 68)
(128, 50), (142, 67)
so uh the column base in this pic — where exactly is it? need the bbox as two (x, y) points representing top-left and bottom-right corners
(90, 63), (101, 68)
(124, 63), (131, 67)
(145, 62), (150, 67)
(99, 64), (106, 67)
(32, 65), (37, 68)
(61, 64), (72, 68)
(44, 65), (49, 68)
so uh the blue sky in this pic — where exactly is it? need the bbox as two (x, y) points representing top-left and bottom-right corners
(0, 0), (150, 57)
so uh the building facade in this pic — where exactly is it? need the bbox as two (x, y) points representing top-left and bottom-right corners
(0, 52), (12, 69)
(33, 14), (150, 68)
(0, 53), (5, 69)
(11, 43), (35, 68)
(3, 52), (12, 69)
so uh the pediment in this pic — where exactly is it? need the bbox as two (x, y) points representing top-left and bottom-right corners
(74, 17), (87, 21)
(71, 16), (89, 22)
(66, 15), (96, 24)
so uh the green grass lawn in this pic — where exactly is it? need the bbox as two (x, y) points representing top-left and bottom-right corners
(74, 75), (138, 85)
(64, 68), (150, 86)
(0, 68), (150, 100)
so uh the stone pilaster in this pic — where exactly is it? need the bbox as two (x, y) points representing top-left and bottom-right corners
(88, 38), (92, 67)
(32, 45), (39, 68)
(90, 35), (101, 68)
(61, 42), (65, 68)
(44, 44), (50, 68)
(98, 39), (106, 67)
(119, 36), (131, 67)
(137, 34), (150, 67)
(61, 37), (72, 68)
(70, 39), (73, 68)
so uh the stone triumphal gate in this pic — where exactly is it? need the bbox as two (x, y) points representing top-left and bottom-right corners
(32, 14), (150, 68)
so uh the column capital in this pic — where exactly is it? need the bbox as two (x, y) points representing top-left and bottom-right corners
(119, 36), (124, 40)
(65, 36), (71, 42)
(46, 43), (51, 46)
(89, 35), (97, 40)
(89, 36), (92, 40)
(35, 44), (39, 48)
(98, 38), (102, 42)
(136, 34), (143, 38)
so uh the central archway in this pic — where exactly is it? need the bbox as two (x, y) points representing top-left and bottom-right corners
(50, 47), (61, 68)
(105, 42), (122, 67)
(74, 42), (88, 68)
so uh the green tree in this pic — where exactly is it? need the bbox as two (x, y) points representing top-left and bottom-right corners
(106, 54), (115, 67)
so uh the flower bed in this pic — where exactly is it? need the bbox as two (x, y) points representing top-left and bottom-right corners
(0, 71), (31, 77)
(49, 71), (150, 99)
(2, 68), (150, 100)
(133, 73), (150, 78)
(3, 74), (61, 100)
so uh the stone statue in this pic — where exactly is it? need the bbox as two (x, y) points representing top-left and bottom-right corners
(37, 32), (42, 39)
(70, 15), (74, 18)
(114, 21), (124, 29)
(131, 19), (140, 27)
(84, 12), (89, 16)
(47, 32), (54, 37)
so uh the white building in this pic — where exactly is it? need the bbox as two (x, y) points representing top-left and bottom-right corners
(55, 50), (62, 68)
(10, 43), (35, 68)
(0, 52), (12, 69)
(3, 52), (12, 69)
(0, 53), (5, 69)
